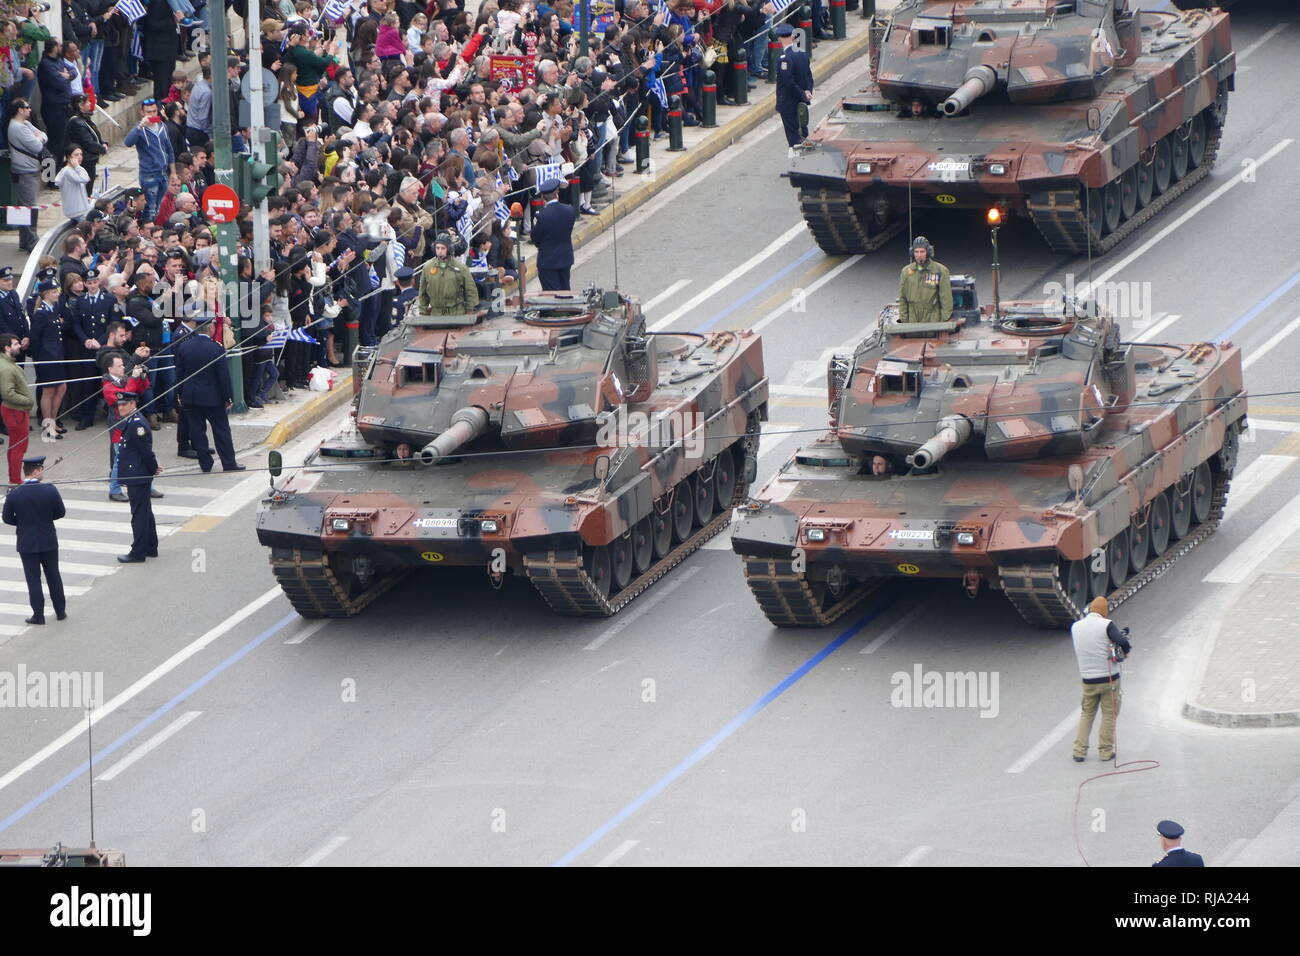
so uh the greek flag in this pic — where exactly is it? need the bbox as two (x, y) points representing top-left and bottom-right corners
(269, 328), (318, 345)
(648, 73), (668, 111)
(131, 27), (142, 61)
(505, 163), (519, 182)
(368, 266), (380, 289)
(771, 0), (798, 11)
(117, 0), (147, 23)
(322, 0), (354, 23)
(456, 209), (474, 244)
(532, 162), (561, 190)
(392, 241), (406, 269)
(495, 199), (510, 223)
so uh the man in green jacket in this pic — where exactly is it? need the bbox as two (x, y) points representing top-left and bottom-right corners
(0, 332), (35, 487)
(897, 236), (954, 325)
(416, 233), (479, 316)
(286, 24), (340, 123)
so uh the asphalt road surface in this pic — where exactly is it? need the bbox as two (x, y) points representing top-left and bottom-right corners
(2, 3), (1299, 867)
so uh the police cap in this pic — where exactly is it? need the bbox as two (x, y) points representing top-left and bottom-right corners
(776, 23), (795, 38)
(0, 267), (12, 280)
(1156, 820), (1185, 839)
(36, 279), (58, 293)
(395, 266), (416, 280)
(21, 455), (46, 467)
(539, 178), (563, 194)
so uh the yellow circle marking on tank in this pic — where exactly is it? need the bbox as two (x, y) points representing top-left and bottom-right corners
(936, 194), (957, 205)
(421, 551), (445, 563)
(897, 563), (920, 575)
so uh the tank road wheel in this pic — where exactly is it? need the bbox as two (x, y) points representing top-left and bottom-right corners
(609, 534), (634, 592)
(1170, 131), (1191, 182)
(1187, 113), (1208, 168)
(1089, 549), (1110, 600)
(713, 448), (739, 512)
(1101, 182), (1122, 235)
(1169, 483), (1193, 541)
(583, 544), (613, 599)
(1190, 462), (1214, 524)
(1217, 423), (1241, 476)
(1129, 512), (1151, 574)
(1149, 492), (1172, 557)
(1135, 160), (1154, 209)
(651, 506), (675, 559)
(670, 482), (695, 543)
(631, 517), (655, 574)
(1119, 167), (1138, 221)
(1152, 138), (1173, 195)
(691, 470), (716, 527)
(1107, 528), (1132, 589)
(1062, 559), (1090, 613)
(1085, 186), (1106, 238)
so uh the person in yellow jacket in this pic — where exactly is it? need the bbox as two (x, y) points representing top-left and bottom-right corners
(897, 236), (953, 324)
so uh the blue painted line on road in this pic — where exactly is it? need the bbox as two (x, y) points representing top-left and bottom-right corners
(552, 598), (895, 867)
(694, 247), (821, 332)
(1215, 265), (1300, 341)
(0, 611), (299, 835)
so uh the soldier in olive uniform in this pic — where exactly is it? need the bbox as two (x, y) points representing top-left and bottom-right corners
(897, 236), (954, 325)
(416, 233), (479, 317)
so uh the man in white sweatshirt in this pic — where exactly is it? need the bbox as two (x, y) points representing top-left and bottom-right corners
(1071, 596), (1133, 763)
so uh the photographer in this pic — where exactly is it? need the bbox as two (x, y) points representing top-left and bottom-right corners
(1070, 596), (1132, 763)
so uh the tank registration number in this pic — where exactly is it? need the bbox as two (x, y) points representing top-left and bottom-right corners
(936, 194), (957, 204)
(421, 552), (444, 563)
(413, 518), (459, 529)
(928, 160), (969, 173)
(888, 529), (933, 540)
(897, 564), (920, 575)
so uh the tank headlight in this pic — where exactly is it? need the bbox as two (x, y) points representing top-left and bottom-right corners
(956, 531), (976, 545)
(331, 518), (350, 532)
(480, 519), (500, 533)
(989, 163), (1007, 176)
(855, 162), (873, 174)
(806, 528), (827, 542)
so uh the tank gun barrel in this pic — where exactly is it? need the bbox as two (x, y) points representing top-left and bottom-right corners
(907, 415), (972, 470)
(941, 66), (997, 117)
(418, 406), (490, 465)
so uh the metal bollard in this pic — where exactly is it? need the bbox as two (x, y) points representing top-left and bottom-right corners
(767, 28), (780, 85)
(701, 70), (718, 128)
(635, 115), (651, 173)
(667, 95), (685, 151)
(831, 0), (846, 39)
(799, 4), (814, 58)
(568, 173), (581, 207)
(861, 0), (875, 19)
(733, 49), (748, 106)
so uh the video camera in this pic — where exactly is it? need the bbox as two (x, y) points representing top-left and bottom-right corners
(1109, 626), (1131, 664)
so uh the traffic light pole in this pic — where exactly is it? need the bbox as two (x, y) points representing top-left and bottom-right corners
(207, 4), (247, 412)
(248, 0), (272, 277)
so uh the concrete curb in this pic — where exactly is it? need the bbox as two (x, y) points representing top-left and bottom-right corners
(1181, 702), (1300, 728)
(263, 371), (354, 449)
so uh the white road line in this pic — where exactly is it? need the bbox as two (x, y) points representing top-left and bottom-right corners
(641, 279), (691, 312)
(1222, 455), (1296, 519)
(0, 518), (177, 537)
(750, 256), (865, 334)
(0, 624), (30, 637)
(1242, 315), (1300, 370)
(0, 585), (282, 796)
(148, 484), (225, 499)
(770, 384), (824, 398)
(595, 839), (640, 867)
(584, 567), (701, 650)
(1249, 419), (1300, 434)
(0, 581), (91, 597)
(26, 539), (137, 556)
(0, 602), (48, 617)
(649, 222), (808, 331)
(297, 836), (350, 867)
(0, 556), (117, 577)
(1079, 139), (1294, 297)
(95, 711), (202, 782)
(896, 845), (933, 867)
(57, 498), (200, 518)
(1005, 710), (1080, 774)
(1237, 23), (1289, 62)
(1203, 492), (1300, 585)
(860, 607), (921, 654)
(1132, 313), (1182, 343)
(284, 620), (329, 645)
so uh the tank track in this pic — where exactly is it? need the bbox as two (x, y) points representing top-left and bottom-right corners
(269, 547), (407, 618)
(798, 187), (905, 256)
(1027, 121), (1222, 255)
(523, 430), (761, 617)
(739, 559), (882, 628)
(998, 472), (1230, 629)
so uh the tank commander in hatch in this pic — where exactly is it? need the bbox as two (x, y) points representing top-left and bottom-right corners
(897, 236), (953, 325)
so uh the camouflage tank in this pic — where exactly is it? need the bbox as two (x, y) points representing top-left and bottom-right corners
(0, 842), (126, 866)
(257, 287), (768, 618)
(731, 278), (1246, 628)
(791, 0), (1235, 254)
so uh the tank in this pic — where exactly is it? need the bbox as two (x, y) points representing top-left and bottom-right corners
(256, 287), (769, 618)
(0, 842), (126, 866)
(790, 0), (1235, 255)
(731, 278), (1247, 628)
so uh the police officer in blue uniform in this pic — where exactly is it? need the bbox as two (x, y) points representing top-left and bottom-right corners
(73, 269), (116, 430)
(775, 24), (814, 148)
(2, 456), (67, 624)
(0, 267), (28, 361)
(392, 266), (418, 327)
(1152, 820), (1205, 867)
(530, 179), (578, 292)
(113, 392), (159, 563)
(173, 320), (244, 474)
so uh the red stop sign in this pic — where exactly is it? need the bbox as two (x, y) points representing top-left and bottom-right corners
(201, 184), (240, 223)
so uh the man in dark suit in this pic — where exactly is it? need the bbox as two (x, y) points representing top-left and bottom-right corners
(172, 320), (245, 474)
(775, 24), (814, 148)
(1152, 820), (1205, 867)
(530, 179), (578, 292)
(113, 393), (159, 564)
(2, 456), (67, 625)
